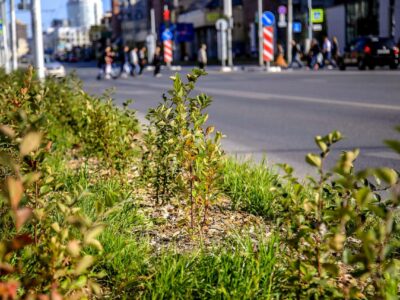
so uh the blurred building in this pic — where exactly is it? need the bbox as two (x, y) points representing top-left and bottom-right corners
(44, 23), (91, 53)
(120, 0), (149, 44)
(67, 0), (103, 28)
(16, 20), (29, 57)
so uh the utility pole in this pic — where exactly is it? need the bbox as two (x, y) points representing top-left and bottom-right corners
(223, 0), (233, 67)
(0, 0), (11, 73)
(31, 0), (45, 80)
(287, 0), (293, 64)
(10, 0), (18, 70)
(307, 0), (312, 51)
(258, 0), (263, 67)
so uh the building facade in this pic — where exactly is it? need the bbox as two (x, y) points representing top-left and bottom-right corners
(326, 0), (400, 53)
(67, 0), (103, 28)
(45, 25), (91, 53)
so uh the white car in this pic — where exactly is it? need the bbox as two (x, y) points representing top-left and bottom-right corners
(44, 55), (66, 78)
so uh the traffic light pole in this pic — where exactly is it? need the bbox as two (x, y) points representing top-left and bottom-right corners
(258, 0), (263, 67)
(10, 0), (18, 70)
(31, 0), (45, 80)
(307, 0), (313, 51)
(223, 0), (233, 68)
(287, 0), (293, 64)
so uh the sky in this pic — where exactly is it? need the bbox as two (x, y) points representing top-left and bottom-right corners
(14, 0), (110, 35)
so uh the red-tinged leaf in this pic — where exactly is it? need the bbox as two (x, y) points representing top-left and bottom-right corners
(51, 288), (63, 300)
(0, 281), (19, 299)
(15, 208), (32, 230)
(11, 234), (33, 250)
(7, 177), (24, 210)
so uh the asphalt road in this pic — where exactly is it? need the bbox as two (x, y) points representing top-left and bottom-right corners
(70, 64), (400, 177)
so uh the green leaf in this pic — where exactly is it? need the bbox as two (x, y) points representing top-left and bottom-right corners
(355, 187), (373, 206)
(315, 136), (328, 152)
(75, 255), (94, 275)
(305, 153), (322, 168)
(374, 168), (398, 185)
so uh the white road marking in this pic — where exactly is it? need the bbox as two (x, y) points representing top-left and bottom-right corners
(364, 151), (400, 160)
(117, 81), (400, 112)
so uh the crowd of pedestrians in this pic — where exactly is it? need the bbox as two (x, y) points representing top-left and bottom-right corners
(96, 45), (159, 80)
(286, 36), (340, 71)
(95, 36), (347, 78)
(96, 43), (211, 80)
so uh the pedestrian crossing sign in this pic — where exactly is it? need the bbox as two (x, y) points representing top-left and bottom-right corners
(311, 9), (324, 24)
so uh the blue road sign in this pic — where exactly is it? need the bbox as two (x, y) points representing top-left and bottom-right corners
(161, 29), (173, 41)
(293, 22), (302, 33)
(262, 11), (275, 27)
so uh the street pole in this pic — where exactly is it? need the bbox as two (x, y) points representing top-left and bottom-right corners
(258, 0), (263, 67)
(223, 0), (233, 67)
(287, 0), (293, 64)
(150, 8), (156, 54)
(10, 0), (18, 70)
(307, 0), (312, 51)
(31, 0), (45, 80)
(0, 0), (11, 73)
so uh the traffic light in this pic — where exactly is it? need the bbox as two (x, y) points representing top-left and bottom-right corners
(163, 8), (170, 22)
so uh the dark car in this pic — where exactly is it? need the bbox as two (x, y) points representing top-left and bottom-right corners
(338, 36), (399, 70)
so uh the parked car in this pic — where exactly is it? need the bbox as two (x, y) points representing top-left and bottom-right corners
(44, 55), (66, 78)
(338, 36), (399, 70)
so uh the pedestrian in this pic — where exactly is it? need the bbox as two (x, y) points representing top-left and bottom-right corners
(129, 46), (139, 76)
(332, 36), (340, 63)
(96, 47), (105, 80)
(104, 47), (114, 79)
(138, 46), (147, 75)
(309, 39), (322, 70)
(153, 46), (162, 77)
(275, 43), (287, 68)
(288, 40), (303, 69)
(197, 44), (207, 69)
(323, 36), (337, 69)
(120, 45), (131, 78)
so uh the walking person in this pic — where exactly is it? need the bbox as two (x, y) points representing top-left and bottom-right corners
(275, 43), (288, 68)
(323, 36), (337, 69)
(197, 44), (207, 69)
(120, 45), (131, 78)
(129, 47), (139, 76)
(104, 47), (114, 79)
(153, 46), (162, 77)
(138, 46), (147, 75)
(96, 47), (105, 80)
(332, 36), (340, 64)
(309, 39), (322, 70)
(288, 40), (303, 69)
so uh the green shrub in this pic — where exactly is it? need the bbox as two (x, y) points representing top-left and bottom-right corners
(143, 69), (224, 228)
